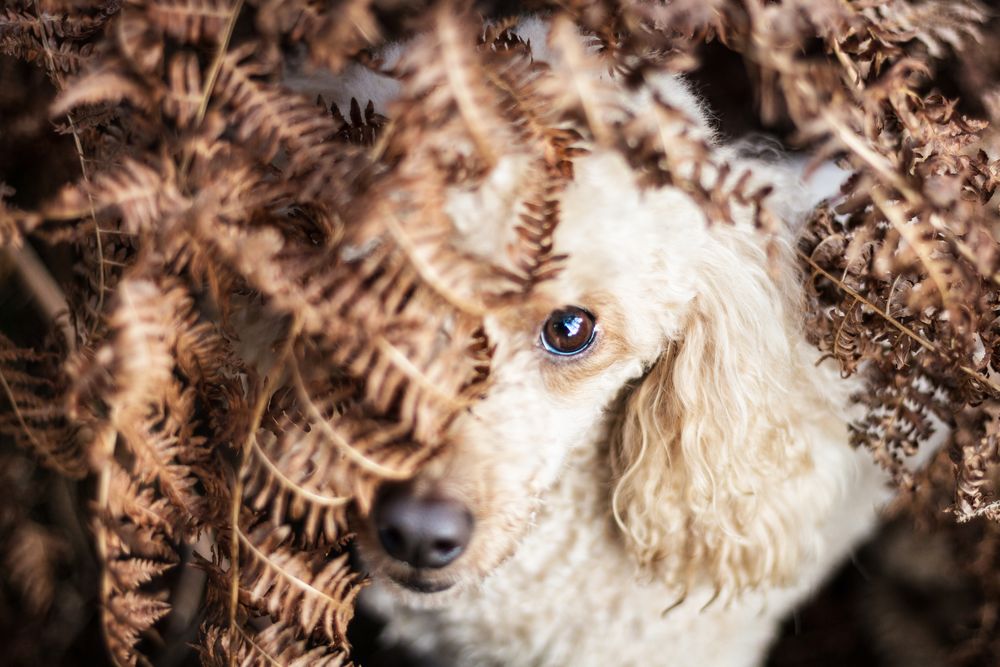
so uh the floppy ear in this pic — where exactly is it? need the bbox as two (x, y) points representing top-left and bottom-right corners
(610, 230), (821, 593)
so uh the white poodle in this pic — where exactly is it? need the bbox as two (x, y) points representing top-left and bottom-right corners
(301, 16), (893, 667)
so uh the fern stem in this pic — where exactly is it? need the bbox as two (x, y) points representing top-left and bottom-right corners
(92, 425), (122, 667)
(228, 444), (246, 667)
(234, 624), (283, 666)
(372, 335), (468, 413)
(182, 0), (244, 183)
(31, 0), (105, 332)
(229, 317), (300, 665)
(871, 188), (954, 310)
(68, 113), (106, 332)
(248, 435), (351, 507)
(2, 244), (73, 349)
(236, 526), (344, 608)
(196, 0), (243, 127)
(381, 208), (486, 316)
(0, 366), (48, 455)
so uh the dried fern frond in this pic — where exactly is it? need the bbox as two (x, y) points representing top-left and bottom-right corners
(210, 44), (366, 199)
(537, 14), (621, 147)
(100, 584), (173, 666)
(331, 97), (387, 147)
(47, 157), (184, 236)
(199, 620), (354, 667)
(0, 183), (32, 246)
(237, 523), (363, 644)
(51, 63), (158, 118)
(390, 3), (517, 174)
(951, 404), (1000, 523)
(0, 2), (109, 77)
(2, 519), (67, 615)
(146, 0), (235, 44)
(0, 334), (86, 477)
(255, 0), (378, 72)
(96, 464), (179, 667)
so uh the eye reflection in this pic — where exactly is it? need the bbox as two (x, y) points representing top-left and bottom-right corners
(540, 307), (597, 356)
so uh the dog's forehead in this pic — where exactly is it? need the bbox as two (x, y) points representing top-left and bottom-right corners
(446, 150), (708, 348)
(552, 152), (708, 292)
(448, 150), (709, 282)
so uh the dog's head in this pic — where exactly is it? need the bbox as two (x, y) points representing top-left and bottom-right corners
(355, 145), (837, 601)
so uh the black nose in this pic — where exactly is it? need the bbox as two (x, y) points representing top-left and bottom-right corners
(373, 484), (474, 569)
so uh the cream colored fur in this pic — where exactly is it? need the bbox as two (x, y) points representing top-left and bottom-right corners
(295, 17), (897, 667)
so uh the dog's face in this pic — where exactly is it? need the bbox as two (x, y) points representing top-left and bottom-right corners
(356, 152), (715, 598)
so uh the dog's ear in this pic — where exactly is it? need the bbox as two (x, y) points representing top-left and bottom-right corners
(610, 231), (821, 593)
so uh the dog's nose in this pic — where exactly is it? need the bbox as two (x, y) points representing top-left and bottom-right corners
(373, 484), (473, 569)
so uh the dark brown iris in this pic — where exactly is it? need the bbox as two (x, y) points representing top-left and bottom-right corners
(540, 307), (597, 356)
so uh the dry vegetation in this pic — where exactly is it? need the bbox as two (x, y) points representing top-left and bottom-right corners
(1, 0), (1000, 665)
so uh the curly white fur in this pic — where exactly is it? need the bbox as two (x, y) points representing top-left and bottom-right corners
(297, 17), (898, 667)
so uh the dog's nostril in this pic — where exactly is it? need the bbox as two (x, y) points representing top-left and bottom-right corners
(378, 526), (407, 557)
(430, 539), (462, 561)
(374, 485), (474, 570)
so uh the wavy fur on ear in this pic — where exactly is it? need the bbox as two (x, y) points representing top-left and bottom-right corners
(611, 226), (825, 594)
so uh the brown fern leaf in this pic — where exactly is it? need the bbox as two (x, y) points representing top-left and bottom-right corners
(256, 0), (378, 73)
(534, 14), (620, 147)
(459, 42), (582, 294)
(174, 317), (238, 387)
(101, 586), (172, 666)
(92, 158), (184, 235)
(199, 621), (354, 667)
(118, 385), (207, 526)
(186, 206), (491, 446)
(108, 554), (177, 590)
(98, 488), (182, 564)
(117, 2), (165, 75)
(387, 2), (517, 178)
(70, 279), (216, 530)
(951, 404), (1000, 522)
(94, 444), (186, 665)
(213, 44), (353, 193)
(277, 361), (439, 512)
(243, 416), (354, 543)
(173, 327), (246, 493)
(0, 5), (110, 44)
(289, 256), (486, 443)
(0, 4), (107, 84)
(821, 298), (879, 376)
(164, 51), (203, 128)
(105, 463), (180, 539)
(68, 278), (176, 422)
(42, 157), (186, 238)
(51, 61), (158, 117)
(3, 520), (67, 615)
(849, 367), (942, 489)
(857, 0), (986, 60)
(97, 464), (179, 667)
(357, 167), (522, 312)
(331, 97), (386, 146)
(146, 0), (234, 44)
(2, 28), (95, 75)
(0, 335), (86, 478)
(238, 523), (364, 644)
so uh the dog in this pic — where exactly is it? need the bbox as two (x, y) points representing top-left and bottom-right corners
(296, 16), (896, 667)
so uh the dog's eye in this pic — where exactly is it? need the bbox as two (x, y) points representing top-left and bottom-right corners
(540, 307), (596, 356)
